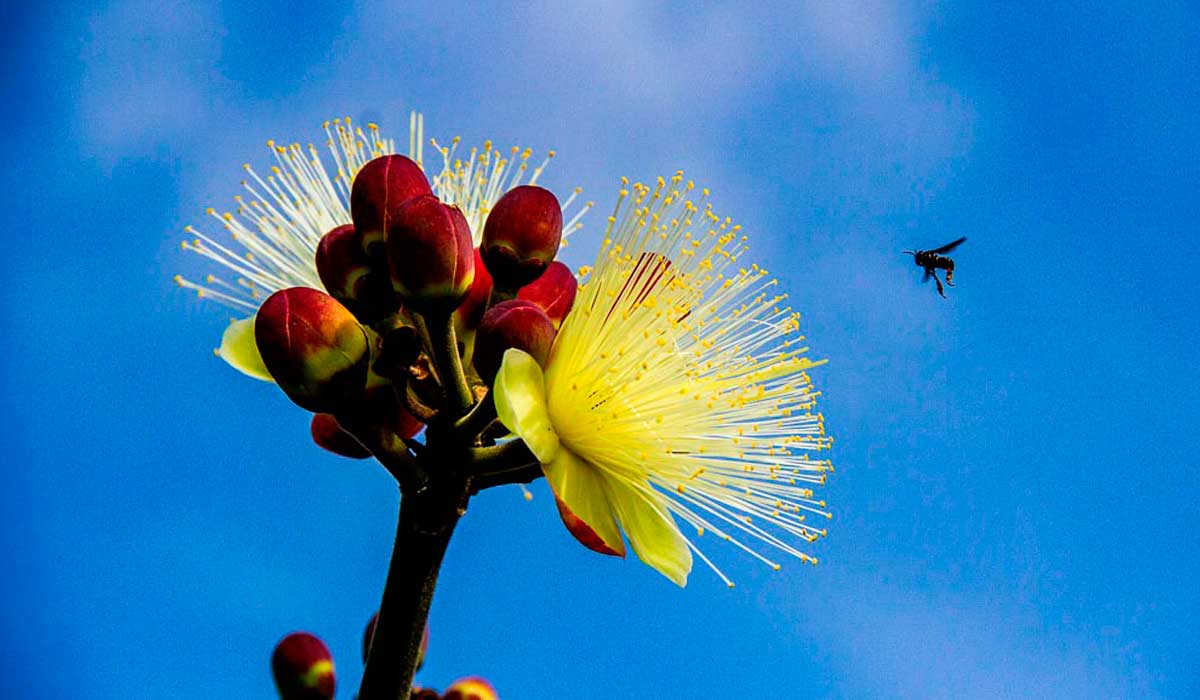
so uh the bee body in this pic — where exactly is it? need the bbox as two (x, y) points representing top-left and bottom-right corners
(904, 237), (966, 297)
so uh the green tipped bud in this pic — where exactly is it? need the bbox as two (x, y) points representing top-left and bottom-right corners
(481, 185), (562, 289)
(474, 300), (556, 385)
(271, 632), (335, 700)
(444, 676), (499, 700)
(315, 224), (397, 323)
(310, 413), (371, 459)
(255, 287), (370, 412)
(350, 155), (433, 258)
(516, 260), (577, 328)
(386, 195), (475, 313)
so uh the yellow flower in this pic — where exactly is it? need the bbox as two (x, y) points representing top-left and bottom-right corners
(494, 174), (832, 587)
(175, 114), (591, 379)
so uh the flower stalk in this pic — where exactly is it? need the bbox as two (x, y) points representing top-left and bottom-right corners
(427, 313), (475, 418)
(360, 479), (466, 699)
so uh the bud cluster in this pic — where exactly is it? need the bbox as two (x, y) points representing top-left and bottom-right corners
(271, 620), (499, 700)
(250, 152), (578, 466)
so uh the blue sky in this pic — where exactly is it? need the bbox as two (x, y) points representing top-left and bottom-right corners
(3, 1), (1198, 697)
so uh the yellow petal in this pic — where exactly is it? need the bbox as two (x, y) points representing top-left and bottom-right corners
(544, 449), (625, 557)
(493, 348), (560, 463)
(217, 316), (273, 381)
(605, 475), (692, 586)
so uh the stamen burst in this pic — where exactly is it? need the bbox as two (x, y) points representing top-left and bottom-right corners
(545, 173), (832, 585)
(175, 114), (591, 311)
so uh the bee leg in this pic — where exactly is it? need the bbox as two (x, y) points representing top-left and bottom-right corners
(933, 272), (945, 297)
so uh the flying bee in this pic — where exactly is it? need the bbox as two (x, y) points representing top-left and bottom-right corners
(904, 236), (966, 298)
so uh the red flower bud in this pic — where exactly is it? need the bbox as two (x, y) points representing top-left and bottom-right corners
(474, 300), (556, 384)
(481, 185), (562, 288)
(386, 195), (475, 313)
(362, 612), (429, 669)
(315, 224), (397, 323)
(271, 632), (335, 700)
(516, 260), (577, 328)
(351, 155), (433, 258)
(310, 413), (371, 458)
(456, 248), (494, 331)
(444, 676), (499, 700)
(255, 288), (370, 413)
(409, 689), (439, 700)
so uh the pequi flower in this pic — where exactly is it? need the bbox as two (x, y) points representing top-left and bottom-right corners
(175, 114), (592, 380)
(494, 174), (832, 587)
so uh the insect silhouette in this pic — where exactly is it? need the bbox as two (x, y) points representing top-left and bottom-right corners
(904, 237), (966, 298)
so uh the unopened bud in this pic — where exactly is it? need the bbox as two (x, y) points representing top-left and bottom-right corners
(310, 413), (371, 459)
(456, 248), (494, 331)
(474, 300), (556, 384)
(386, 195), (475, 313)
(315, 224), (397, 323)
(516, 260), (577, 328)
(444, 676), (499, 700)
(362, 612), (429, 669)
(271, 632), (335, 700)
(481, 185), (562, 288)
(350, 155), (433, 258)
(255, 288), (370, 412)
(409, 689), (439, 700)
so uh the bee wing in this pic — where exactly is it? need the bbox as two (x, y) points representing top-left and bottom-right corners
(929, 236), (967, 255)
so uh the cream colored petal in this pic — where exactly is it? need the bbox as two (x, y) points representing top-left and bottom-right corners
(605, 475), (693, 586)
(217, 316), (273, 381)
(493, 348), (560, 463)
(543, 448), (626, 557)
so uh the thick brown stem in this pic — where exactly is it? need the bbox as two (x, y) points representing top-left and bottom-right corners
(359, 481), (467, 699)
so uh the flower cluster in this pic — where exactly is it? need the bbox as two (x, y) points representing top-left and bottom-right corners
(181, 116), (831, 589)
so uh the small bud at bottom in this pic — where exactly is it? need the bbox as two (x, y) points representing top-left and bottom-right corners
(272, 632), (335, 700)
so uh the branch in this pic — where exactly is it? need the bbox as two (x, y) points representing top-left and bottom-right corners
(452, 390), (497, 442)
(469, 463), (544, 493)
(359, 482), (467, 699)
(467, 439), (538, 476)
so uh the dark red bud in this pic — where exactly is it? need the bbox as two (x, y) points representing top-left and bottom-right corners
(310, 413), (371, 459)
(474, 299), (557, 384)
(315, 224), (398, 323)
(386, 195), (475, 313)
(517, 260), (577, 328)
(363, 612), (429, 669)
(456, 248), (494, 331)
(255, 288), (370, 413)
(351, 155), (433, 259)
(444, 676), (499, 700)
(481, 185), (563, 288)
(271, 632), (335, 700)
(410, 689), (440, 700)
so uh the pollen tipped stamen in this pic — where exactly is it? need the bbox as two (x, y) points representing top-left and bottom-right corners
(543, 172), (831, 583)
(181, 114), (588, 310)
